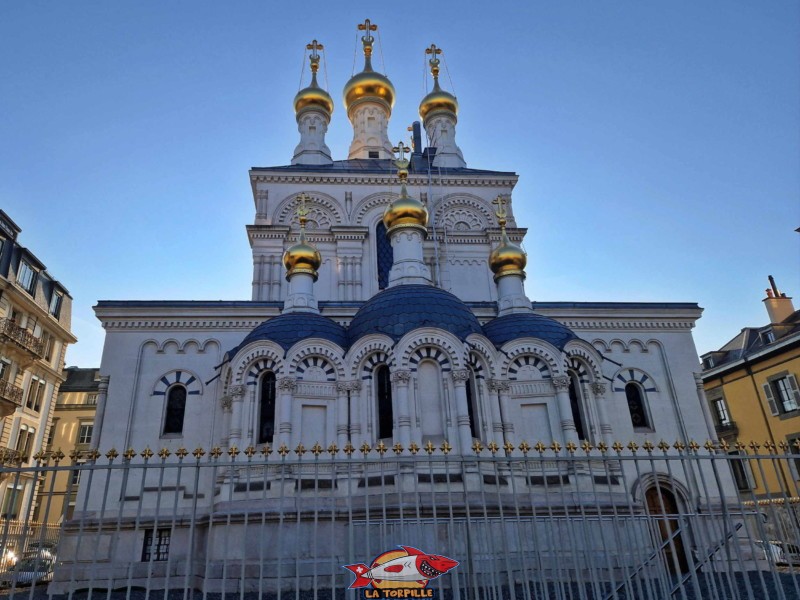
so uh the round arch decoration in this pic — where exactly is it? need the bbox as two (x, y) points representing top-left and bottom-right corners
(152, 369), (203, 398)
(500, 343), (561, 380)
(612, 367), (659, 393)
(289, 343), (346, 381)
(353, 192), (399, 225)
(275, 191), (345, 228)
(398, 331), (465, 372)
(230, 345), (284, 387)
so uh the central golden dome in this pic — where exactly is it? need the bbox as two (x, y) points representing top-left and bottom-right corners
(383, 184), (428, 232)
(489, 229), (527, 281)
(283, 234), (322, 282)
(343, 68), (395, 117)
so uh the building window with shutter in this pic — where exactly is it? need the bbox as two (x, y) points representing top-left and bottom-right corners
(764, 373), (800, 415)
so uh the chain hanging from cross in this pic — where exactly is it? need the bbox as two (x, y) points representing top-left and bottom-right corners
(425, 43), (442, 79)
(306, 40), (323, 73)
(492, 195), (508, 226)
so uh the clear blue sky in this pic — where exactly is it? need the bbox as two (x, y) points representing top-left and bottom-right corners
(1, 1), (798, 367)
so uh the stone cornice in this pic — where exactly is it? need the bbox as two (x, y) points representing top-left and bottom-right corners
(249, 173), (518, 187)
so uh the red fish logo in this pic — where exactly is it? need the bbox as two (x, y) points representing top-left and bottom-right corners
(344, 546), (459, 589)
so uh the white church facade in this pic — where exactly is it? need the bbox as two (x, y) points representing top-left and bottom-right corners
(55, 22), (736, 593)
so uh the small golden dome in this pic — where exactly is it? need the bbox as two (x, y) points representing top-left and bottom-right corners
(419, 80), (458, 121)
(383, 183), (428, 233)
(489, 229), (527, 281)
(283, 233), (322, 282)
(294, 75), (334, 117)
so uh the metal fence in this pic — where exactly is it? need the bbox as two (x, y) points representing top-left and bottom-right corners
(2, 440), (800, 599)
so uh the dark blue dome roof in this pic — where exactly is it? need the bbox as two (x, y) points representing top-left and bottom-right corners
(228, 312), (348, 356)
(348, 285), (483, 343)
(483, 312), (577, 350)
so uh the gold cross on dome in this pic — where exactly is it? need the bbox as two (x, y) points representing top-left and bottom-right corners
(426, 44), (442, 78)
(492, 195), (508, 220)
(296, 192), (310, 226)
(358, 19), (377, 44)
(392, 141), (410, 163)
(306, 40), (324, 57)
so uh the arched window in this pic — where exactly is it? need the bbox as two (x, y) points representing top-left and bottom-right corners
(466, 369), (479, 439)
(376, 221), (393, 290)
(258, 372), (277, 444)
(163, 385), (187, 435)
(568, 373), (588, 441)
(376, 365), (393, 439)
(625, 382), (651, 429)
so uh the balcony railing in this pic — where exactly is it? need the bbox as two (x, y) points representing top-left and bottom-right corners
(0, 379), (23, 408)
(0, 319), (43, 358)
(715, 420), (739, 436)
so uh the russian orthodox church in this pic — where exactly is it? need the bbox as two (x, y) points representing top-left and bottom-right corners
(60, 21), (734, 592)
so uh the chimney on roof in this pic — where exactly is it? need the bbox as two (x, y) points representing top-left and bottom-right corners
(763, 275), (795, 323)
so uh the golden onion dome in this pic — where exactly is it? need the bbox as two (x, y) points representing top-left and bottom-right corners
(343, 21), (395, 117)
(283, 233), (322, 281)
(343, 67), (395, 117)
(294, 41), (333, 118)
(383, 183), (428, 233)
(294, 73), (334, 118)
(419, 80), (458, 121)
(489, 228), (527, 281)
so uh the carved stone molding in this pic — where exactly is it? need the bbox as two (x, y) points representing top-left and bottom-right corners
(349, 381), (363, 392)
(220, 396), (233, 410)
(229, 385), (246, 397)
(551, 376), (570, 391)
(336, 382), (349, 393)
(451, 369), (470, 383)
(391, 370), (412, 384)
(278, 377), (297, 391)
(591, 382), (607, 396)
(488, 379), (511, 393)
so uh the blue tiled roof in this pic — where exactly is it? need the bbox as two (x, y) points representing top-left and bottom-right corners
(483, 313), (577, 350)
(348, 285), (483, 344)
(228, 312), (348, 356)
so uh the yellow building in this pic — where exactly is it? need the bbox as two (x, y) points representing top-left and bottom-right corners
(34, 367), (99, 523)
(701, 277), (800, 503)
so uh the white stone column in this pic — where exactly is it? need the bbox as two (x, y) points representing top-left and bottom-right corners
(451, 370), (474, 454)
(491, 380), (514, 446)
(552, 376), (579, 446)
(337, 256), (346, 300)
(271, 257), (282, 300)
(336, 382), (350, 450)
(255, 189), (269, 224)
(91, 376), (110, 450)
(354, 259), (363, 300)
(392, 370), (412, 449)
(487, 379), (505, 447)
(228, 385), (246, 449)
(591, 382), (613, 445)
(220, 395), (233, 447)
(345, 257), (353, 301)
(277, 378), (296, 448)
(349, 381), (363, 441)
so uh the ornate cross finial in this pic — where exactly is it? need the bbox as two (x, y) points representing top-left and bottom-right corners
(492, 195), (508, 226)
(426, 44), (442, 79)
(306, 40), (323, 73)
(296, 192), (310, 228)
(392, 141), (410, 180)
(358, 19), (377, 56)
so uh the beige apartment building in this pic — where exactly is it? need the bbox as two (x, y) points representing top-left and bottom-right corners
(0, 210), (76, 521)
(35, 367), (99, 523)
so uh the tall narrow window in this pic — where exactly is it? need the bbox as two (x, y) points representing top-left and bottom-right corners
(376, 222), (393, 290)
(466, 370), (479, 439)
(376, 365), (393, 439)
(258, 372), (276, 444)
(568, 373), (587, 440)
(625, 382), (651, 429)
(163, 385), (186, 435)
(16, 260), (36, 294)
